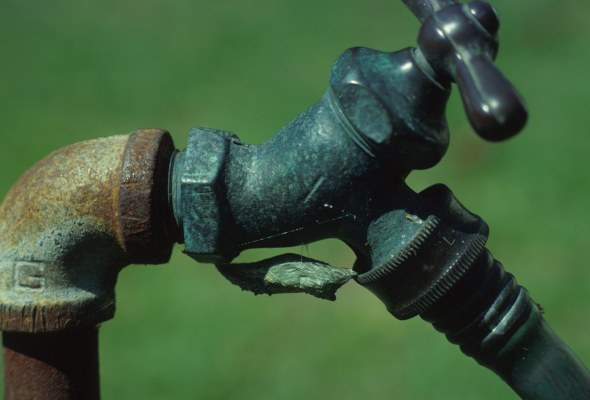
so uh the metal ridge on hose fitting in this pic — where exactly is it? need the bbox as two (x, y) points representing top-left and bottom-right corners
(357, 184), (489, 320)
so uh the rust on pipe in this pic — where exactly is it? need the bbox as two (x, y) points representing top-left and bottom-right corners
(0, 128), (179, 399)
(3, 328), (100, 400)
(0, 128), (178, 332)
(118, 129), (179, 263)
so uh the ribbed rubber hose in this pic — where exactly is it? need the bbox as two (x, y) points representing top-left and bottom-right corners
(421, 251), (590, 399)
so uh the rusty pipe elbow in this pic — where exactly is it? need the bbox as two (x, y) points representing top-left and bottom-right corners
(0, 129), (177, 333)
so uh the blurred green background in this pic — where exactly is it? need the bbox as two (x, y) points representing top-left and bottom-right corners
(1, 0), (590, 398)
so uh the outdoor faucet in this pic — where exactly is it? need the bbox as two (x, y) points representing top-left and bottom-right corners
(1, 1), (589, 399)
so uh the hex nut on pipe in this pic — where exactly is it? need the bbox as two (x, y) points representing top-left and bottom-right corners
(0, 129), (177, 333)
(175, 127), (237, 263)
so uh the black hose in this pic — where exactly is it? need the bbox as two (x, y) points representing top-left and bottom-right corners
(422, 251), (590, 399)
(357, 184), (590, 399)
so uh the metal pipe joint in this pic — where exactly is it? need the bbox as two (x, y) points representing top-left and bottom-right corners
(0, 129), (176, 333)
(3, 2), (584, 399)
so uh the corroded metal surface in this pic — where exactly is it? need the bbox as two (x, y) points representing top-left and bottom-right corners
(0, 134), (128, 332)
(173, 127), (237, 263)
(0, 129), (176, 333)
(3, 328), (99, 400)
(119, 128), (178, 263)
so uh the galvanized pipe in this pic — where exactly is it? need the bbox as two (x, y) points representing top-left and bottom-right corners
(3, 328), (100, 400)
(0, 129), (177, 332)
(0, 129), (178, 399)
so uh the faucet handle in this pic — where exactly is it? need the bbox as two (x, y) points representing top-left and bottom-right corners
(403, 0), (457, 22)
(453, 52), (527, 141)
(408, 0), (527, 141)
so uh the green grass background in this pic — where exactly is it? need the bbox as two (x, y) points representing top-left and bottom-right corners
(1, 0), (590, 398)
